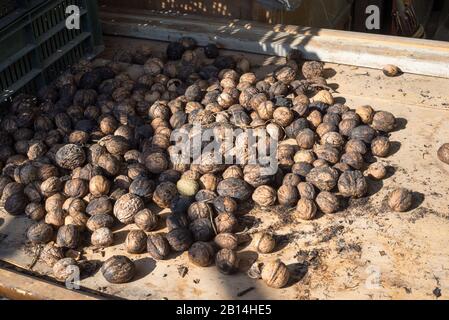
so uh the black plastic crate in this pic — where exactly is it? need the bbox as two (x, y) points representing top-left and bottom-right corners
(0, 0), (103, 102)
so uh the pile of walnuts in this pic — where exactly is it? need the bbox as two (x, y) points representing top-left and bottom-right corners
(0, 37), (406, 289)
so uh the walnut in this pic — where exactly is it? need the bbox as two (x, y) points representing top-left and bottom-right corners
(215, 249), (239, 275)
(437, 143), (449, 164)
(252, 185), (277, 207)
(388, 188), (413, 212)
(338, 170), (367, 198)
(113, 193), (145, 224)
(365, 162), (387, 180)
(253, 233), (276, 254)
(125, 230), (147, 254)
(294, 198), (317, 220)
(371, 136), (390, 157)
(371, 111), (396, 132)
(101, 256), (136, 284)
(188, 242), (215, 267)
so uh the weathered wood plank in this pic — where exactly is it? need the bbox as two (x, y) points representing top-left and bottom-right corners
(99, 7), (449, 78)
(0, 267), (101, 300)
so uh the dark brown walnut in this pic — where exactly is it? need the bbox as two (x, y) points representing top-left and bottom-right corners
(97, 153), (121, 176)
(53, 258), (78, 282)
(314, 144), (340, 164)
(101, 255), (136, 284)
(341, 152), (364, 170)
(166, 228), (193, 252)
(302, 61), (324, 79)
(372, 111), (396, 133)
(45, 209), (67, 227)
(214, 233), (239, 250)
(86, 213), (114, 232)
(217, 178), (252, 201)
(282, 173), (301, 187)
(297, 182), (316, 200)
(55, 144), (86, 170)
(252, 185), (277, 207)
(134, 209), (159, 232)
(294, 198), (317, 221)
(320, 132), (344, 149)
(68, 131), (89, 144)
(190, 218), (215, 242)
(86, 197), (113, 216)
(212, 196), (238, 215)
(64, 178), (88, 198)
(127, 163), (147, 180)
(152, 182), (178, 209)
(129, 177), (156, 200)
(306, 166), (339, 191)
(125, 230), (148, 254)
(292, 162), (314, 178)
(91, 227), (114, 247)
(338, 170), (368, 198)
(253, 233), (276, 254)
(188, 241), (215, 267)
(88, 144), (107, 165)
(215, 213), (238, 234)
(437, 143), (449, 165)
(317, 122), (337, 139)
(65, 211), (88, 231)
(187, 202), (213, 221)
(275, 65), (296, 84)
(13, 163), (38, 184)
(273, 107), (294, 127)
(114, 193), (145, 224)
(40, 242), (65, 267)
(25, 202), (45, 221)
(27, 222), (53, 244)
(322, 112), (341, 126)
(113, 175), (132, 192)
(144, 152), (168, 174)
(147, 233), (171, 260)
(243, 165), (273, 188)
(89, 175), (111, 197)
(56, 225), (79, 249)
(388, 188), (413, 212)
(261, 259), (290, 289)
(371, 136), (390, 157)
(345, 139), (367, 155)
(103, 136), (130, 156)
(339, 119), (359, 137)
(296, 129), (316, 149)
(277, 185), (299, 207)
(4, 192), (28, 216)
(315, 191), (339, 214)
(199, 173), (219, 191)
(41, 177), (63, 197)
(365, 162), (387, 180)
(350, 125), (376, 144)
(0, 176), (13, 197)
(72, 164), (103, 181)
(215, 248), (239, 275)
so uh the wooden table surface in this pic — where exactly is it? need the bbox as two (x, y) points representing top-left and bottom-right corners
(0, 37), (448, 300)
